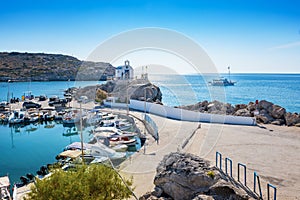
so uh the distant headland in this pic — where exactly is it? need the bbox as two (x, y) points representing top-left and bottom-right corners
(0, 52), (115, 82)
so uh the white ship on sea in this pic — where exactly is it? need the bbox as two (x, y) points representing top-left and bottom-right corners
(209, 66), (236, 86)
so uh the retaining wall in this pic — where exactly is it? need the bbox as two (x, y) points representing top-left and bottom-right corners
(130, 100), (256, 126)
(103, 99), (256, 126)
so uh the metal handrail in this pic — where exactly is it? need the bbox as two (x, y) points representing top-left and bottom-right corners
(267, 183), (277, 200)
(216, 151), (222, 170)
(254, 171), (263, 199)
(237, 162), (247, 186)
(225, 157), (233, 177)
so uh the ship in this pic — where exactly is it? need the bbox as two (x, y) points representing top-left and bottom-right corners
(209, 66), (236, 86)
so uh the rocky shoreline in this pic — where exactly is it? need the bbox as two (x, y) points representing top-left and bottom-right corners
(177, 100), (300, 127)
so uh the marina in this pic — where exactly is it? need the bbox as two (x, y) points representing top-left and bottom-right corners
(0, 92), (144, 199)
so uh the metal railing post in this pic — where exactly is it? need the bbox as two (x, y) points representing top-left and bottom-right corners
(225, 157), (233, 177)
(215, 151), (222, 170)
(267, 183), (277, 200)
(237, 163), (247, 186)
(254, 171), (263, 199)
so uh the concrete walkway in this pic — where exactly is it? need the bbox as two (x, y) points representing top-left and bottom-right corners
(119, 112), (300, 200)
(119, 112), (199, 198)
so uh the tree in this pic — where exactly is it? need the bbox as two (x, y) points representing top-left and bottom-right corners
(25, 164), (134, 200)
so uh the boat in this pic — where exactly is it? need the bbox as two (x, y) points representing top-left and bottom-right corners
(0, 175), (11, 200)
(63, 127), (78, 136)
(25, 124), (38, 132)
(8, 110), (25, 124)
(109, 134), (136, 147)
(209, 66), (236, 86)
(112, 144), (128, 152)
(44, 124), (55, 128)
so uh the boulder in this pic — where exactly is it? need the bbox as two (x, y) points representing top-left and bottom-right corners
(256, 109), (274, 124)
(148, 152), (251, 200)
(99, 81), (116, 93)
(234, 108), (251, 117)
(131, 83), (162, 102)
(271, 119), (285, 126)
(192, 195), (215, 200)
(258, 100), (273, 113)
(270, 105), (286, 119)
(246, 102), (256, 112)
(225, 103), (235, 115)
(284, 112), (300, 126)
(234, 104), (247, 112)
(207, 101), (228, 114)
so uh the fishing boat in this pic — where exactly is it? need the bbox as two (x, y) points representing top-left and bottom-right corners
(0, 175), (11, 200)
(209, 66), (236, 86)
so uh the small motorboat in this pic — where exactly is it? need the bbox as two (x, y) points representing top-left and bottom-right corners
(109, 134), (136, 147)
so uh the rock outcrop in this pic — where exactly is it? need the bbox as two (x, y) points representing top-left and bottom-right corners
(178, 100), (299, 127)
(72, 79), (162, 104)
(0, 52), (115, 81)
(140, 152), (253, 200)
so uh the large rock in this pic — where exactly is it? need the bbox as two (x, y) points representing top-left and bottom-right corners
(234, 108), (251, 117)
(270, 105), (286, 119)
(284, 112), (300, 126)
(234, 104), (247, 112)
(246, 102), (256, 112)
(130, 83), (162, 103)
(256, 109), (274, 124)
(144, 152), (251, 200)
(258, 100), (274, 113)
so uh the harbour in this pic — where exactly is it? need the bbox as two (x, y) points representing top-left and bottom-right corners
(0, 73), (299, 199)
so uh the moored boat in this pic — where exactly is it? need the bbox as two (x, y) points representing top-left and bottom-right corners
(0, 175), (11, 200)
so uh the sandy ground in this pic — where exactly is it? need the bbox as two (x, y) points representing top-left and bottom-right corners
(119, 112), (300, 200)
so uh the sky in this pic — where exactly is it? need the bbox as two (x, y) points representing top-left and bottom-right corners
(0, 0), (299, 73)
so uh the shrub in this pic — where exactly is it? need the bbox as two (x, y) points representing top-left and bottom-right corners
(25, 164), (133, 200)
(207, 170), (215, 179)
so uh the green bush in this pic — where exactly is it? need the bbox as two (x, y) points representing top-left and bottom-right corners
(207, 170), (215, 179)
(95, 89), (108, 103)
(25, 165), (133, 200)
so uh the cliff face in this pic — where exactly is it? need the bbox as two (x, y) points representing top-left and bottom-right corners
(0, 52), (115, 81)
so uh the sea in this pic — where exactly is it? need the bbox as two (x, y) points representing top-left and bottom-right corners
(0, 73), (299, 185)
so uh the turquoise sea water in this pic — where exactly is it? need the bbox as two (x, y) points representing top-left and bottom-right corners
(0, 74), (299, 185)
(149, 73), (300, 113)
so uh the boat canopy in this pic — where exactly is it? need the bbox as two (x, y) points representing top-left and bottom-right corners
(0, 176), (10, 187)
(58, 150), (82, 159)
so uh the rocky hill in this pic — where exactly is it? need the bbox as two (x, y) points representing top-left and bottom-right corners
(0, 52), (115, 81)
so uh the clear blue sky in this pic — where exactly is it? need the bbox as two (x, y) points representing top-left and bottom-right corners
(0, 0), (299, 73)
